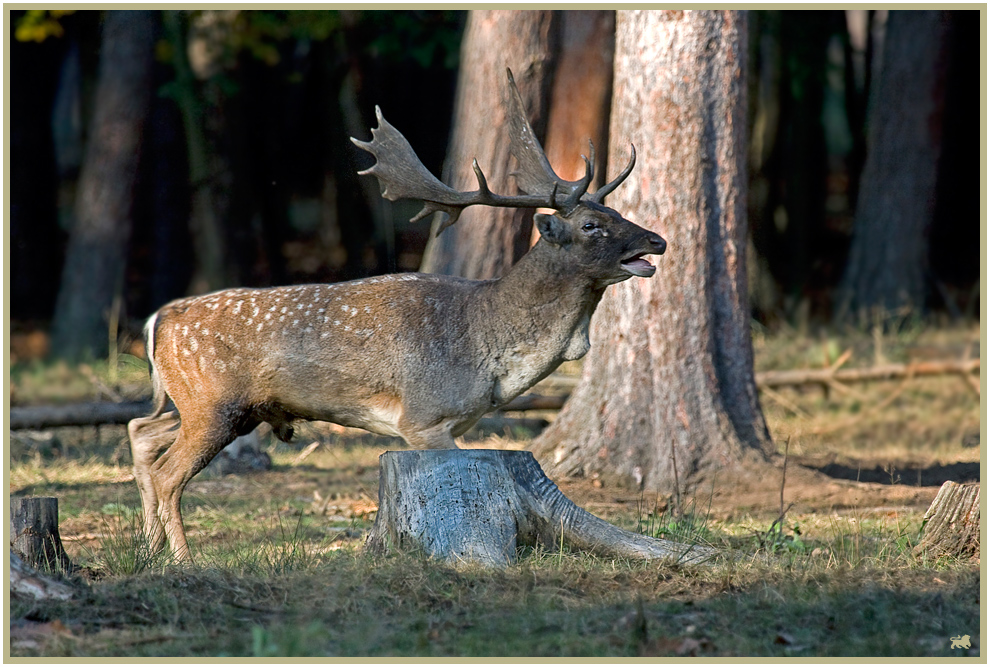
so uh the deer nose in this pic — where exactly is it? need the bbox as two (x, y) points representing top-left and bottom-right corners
(647, 233), (666, 255)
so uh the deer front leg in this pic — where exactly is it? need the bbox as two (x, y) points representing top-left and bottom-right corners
(128, 411), (181, 553)
(399, 422), (459, 450)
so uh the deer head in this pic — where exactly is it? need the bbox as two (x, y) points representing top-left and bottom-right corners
(351, 68), (665, 286)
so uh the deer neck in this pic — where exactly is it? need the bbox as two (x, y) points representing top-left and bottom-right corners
(477, 240), (604, 402)
(491, 238), (603, 315)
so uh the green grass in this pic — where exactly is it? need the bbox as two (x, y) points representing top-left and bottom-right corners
(10, 534), (979, 657)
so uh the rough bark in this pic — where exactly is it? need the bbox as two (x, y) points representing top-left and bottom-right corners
(366, 450), (715, 567)
(837, 10), (951, 320)
(533, 10), (773, 494)
(915, 481), (980, 560)
(10, 497), (73, 573)
(526, 10), (615, 251)
(51, 10), (156, 360)
(419, 10), (558, 279)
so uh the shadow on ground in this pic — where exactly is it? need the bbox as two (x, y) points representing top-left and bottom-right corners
(803, 461), (979, 487)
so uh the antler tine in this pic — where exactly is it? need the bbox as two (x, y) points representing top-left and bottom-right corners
(562, 151), (595, 212)
(352, 105), (561, 235)
(588, 144), (637, 204)
(505, 68), (593, 213)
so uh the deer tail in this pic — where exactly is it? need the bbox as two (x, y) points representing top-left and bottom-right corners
(144, 311), (169, 418)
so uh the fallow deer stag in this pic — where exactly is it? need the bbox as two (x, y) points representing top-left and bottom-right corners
(128, 69), (666, 560)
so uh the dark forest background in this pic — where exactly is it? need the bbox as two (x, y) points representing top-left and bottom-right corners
(7, 10), (982, 363)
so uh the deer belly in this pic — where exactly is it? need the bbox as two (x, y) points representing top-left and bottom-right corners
(279, 391), (406, 438)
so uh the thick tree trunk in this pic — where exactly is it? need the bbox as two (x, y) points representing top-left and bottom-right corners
(51, 10), (156, 360)
(530, 11), (615, 247)
(915, 481), (980, 560)
(419, 10), (558, 279)
(366, 450), (715, 567)
(533, 10), (773, 494)
(10, 497), (73, 573)
(837, 10), (950, 320)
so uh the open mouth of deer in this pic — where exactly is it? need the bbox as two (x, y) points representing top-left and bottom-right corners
(620, 253), (657, 277)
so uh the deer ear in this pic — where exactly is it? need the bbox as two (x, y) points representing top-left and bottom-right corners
(534, 213), (572, 247)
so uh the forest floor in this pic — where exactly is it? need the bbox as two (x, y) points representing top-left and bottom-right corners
(6, 321), (983, 658)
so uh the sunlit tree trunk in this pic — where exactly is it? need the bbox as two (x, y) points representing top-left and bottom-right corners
(419, 10), (558, 279)
(51, 10), (156, 360)
(530, 10), (615, 246)
(532, 10), (773, 494)
(837, 10), (950, 321)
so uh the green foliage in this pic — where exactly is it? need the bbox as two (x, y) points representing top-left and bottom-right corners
(231, 10), (342, 66)
(364, 11), (464, 69)
(14, 10), (73, 43)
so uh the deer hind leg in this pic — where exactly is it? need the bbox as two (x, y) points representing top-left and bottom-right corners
(128, 411), (181, 553)
(146, 411), (243, 561)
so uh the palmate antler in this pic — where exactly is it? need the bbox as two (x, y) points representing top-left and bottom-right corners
(351, 68), (637, 236)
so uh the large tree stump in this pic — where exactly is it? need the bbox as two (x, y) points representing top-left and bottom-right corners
(915, 481), (980, 560)
(366, 450), (716, 567)
(10, 497), (73, 572)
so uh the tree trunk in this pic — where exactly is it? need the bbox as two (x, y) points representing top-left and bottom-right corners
(366, 450), (715, 567)
(162, 10), (228, 294)
(529, 11), (615, 247)
(419, 10), (558, 279)
(51, 10), (156, 361)
(837, 10), (950, 321)
(532, 10), (774, 494)
(915, 481), (980, 560)
(10, 497), (73, 573)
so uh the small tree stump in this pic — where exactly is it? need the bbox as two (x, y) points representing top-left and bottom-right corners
(915, 481), (980, 560)
(10, 497), (73, 572)
(366, 449), (715, 567)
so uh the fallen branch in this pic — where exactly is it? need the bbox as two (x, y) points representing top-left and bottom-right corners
(10, 552), (74, 601)
(9, 401), (151, 430)
(755, 359), (979, 389)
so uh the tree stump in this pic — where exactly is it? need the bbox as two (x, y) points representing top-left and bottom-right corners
(10, 497), (73, 572)
(366, 449), (716, 567)
(915, 481), (980, 560)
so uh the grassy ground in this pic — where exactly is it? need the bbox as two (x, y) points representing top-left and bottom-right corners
(7, 323), (983, 658)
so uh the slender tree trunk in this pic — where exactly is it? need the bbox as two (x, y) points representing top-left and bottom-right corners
(162, 10), (227, 294)
(51, 10), (156, 360)
(419, 10), (559, 279)
(533, 10), (773, 494)
(836, 10), (950, 321)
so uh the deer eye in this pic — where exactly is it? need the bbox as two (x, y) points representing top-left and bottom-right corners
(582, 222), (598, 231)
